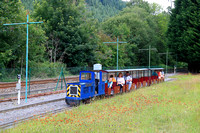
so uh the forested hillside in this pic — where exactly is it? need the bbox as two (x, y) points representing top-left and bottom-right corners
(21, 0), (126, 21)
(21, 0), (36, 11)
(85, 0), (126, 21)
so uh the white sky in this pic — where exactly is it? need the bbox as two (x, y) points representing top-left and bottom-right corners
(122, 0), (174, 11)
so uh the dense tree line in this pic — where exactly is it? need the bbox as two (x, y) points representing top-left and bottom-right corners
(33, 0), (98, 67)
(0, 0), (46, 68)
(99, 1), (170, 67)
(167, 0), (200, 72)
(1, 0), (199, 72)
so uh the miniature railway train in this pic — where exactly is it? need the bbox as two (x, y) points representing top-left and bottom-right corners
(65, 68), (164, 106)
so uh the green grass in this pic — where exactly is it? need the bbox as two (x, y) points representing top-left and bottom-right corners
(3, 75), (200, 133)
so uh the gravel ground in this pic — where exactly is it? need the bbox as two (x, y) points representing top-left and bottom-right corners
(0, 93), (68, 127)
(0, 101), (68, 126)
(0, 93), (66, 110)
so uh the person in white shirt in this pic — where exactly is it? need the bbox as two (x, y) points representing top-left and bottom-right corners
(161, 71), (164, 77)
(117, 72), (125, 93)
(125, 72), (132, 91)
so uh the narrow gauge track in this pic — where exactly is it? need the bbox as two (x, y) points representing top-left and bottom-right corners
(0, 87), (64, 100)
(0, 76), (79, 89)
(0, 107), (72, 130)
(0, 97), (65, 113)
(0, 97), (70, 130)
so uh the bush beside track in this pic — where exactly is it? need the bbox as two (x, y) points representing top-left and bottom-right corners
(3, 74), (200, 133)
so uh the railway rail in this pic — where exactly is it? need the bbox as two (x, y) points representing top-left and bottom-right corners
(0, 95), (69, 130)
(0, 76), (79, 89)
(0, 87), (64, 100)
(0, 97), (65, 113)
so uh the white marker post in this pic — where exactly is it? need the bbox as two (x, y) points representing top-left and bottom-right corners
(174, 66), (176, 74)
(16, 74), (21, 104)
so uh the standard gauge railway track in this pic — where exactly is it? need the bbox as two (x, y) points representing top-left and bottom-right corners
(0, 76), (79, 89)
(0, 107), (72, 130)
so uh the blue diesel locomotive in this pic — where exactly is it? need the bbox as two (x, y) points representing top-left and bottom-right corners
(65, 70), (106, 106)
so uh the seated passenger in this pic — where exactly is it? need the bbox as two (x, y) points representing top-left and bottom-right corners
(110, 75), (116, 82)
(117, 72), (125, 93)
(161, 71), (165, 78)
(152, 71), (158, 76)
(125, 72), (132, 91)
(105, 75), (113, 88)
(106, 75), (115, 95)
(158, 71), (161, 79)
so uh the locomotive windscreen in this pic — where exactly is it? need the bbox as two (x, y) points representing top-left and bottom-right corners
(70, 86), (78, 95)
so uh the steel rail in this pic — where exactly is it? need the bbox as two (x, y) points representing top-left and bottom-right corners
(0, 97), (65, 113)
(0, 76), (79, 89)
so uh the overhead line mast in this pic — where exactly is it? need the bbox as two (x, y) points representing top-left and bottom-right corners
(3, 13), (43, 103)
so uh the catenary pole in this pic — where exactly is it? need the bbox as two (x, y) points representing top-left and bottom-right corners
(139, 45), (157, 82)
(103, 37), (127, 70)
(4, 14), (43, 103)
(139, 45), (157, 69)
(159, 50), (172, 76)
(149, 45), (151, 69)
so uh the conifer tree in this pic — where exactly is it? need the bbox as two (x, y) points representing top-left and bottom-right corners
(167, 0), (200, 72)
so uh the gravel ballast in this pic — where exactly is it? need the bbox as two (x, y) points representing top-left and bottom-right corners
(0, 93), (68, 127)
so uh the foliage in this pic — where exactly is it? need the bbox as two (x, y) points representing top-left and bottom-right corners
(100, 2), (170, 67)
(33, 0), (98, 67)
(0, 0), (179, 71)
(86, 0), (126, 22)
(167, 0), (200, 72)
(6, 75), (200, 132)
(0, 0), (46, 69)
(21, 0), (37, 11)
